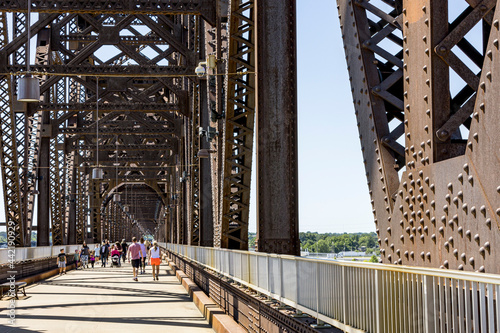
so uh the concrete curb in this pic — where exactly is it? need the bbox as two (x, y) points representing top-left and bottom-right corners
(167, 259), (246, 333)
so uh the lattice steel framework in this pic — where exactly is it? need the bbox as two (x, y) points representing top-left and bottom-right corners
(339, 0), (500, 273)
(1, 0), (302, 256)
(218, 0), (255, 249)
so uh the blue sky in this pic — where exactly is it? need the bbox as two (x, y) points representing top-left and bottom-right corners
(248, 0), (375, 234)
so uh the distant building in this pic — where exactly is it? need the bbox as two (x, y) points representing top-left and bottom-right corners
(337, 251), (366, 257)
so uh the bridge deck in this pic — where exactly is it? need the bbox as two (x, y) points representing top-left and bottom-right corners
(1, 264), (214, 332)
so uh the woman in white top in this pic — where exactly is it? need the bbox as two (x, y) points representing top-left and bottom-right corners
(149, 241), (161, 281)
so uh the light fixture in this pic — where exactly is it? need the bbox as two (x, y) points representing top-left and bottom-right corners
(198, 149), (216, 158)
(113, 193), (121, 202)
(195, 55), (216, 77)
(92, 77), (103, 179)
(17, 0), (40, 102)
(92, 168), (103, 179)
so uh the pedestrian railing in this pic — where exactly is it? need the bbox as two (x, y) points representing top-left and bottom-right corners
(166, 243), (500, 333)
(0, 244), (97, 263)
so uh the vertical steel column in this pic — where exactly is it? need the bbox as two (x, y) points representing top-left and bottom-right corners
(255, 0), (300, 255)
(404, 1), (450, 168)
(199, 21), (214, 245)
(220, 0), (256, 250)
(67, 155), (77, 244)
(36, 111), (51, 246)
(200, 78), (214, 246)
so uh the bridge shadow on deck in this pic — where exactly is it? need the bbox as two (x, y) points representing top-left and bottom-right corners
(1, 264), (214, 332)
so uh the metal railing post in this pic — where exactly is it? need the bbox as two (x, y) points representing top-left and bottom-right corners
(375, 269), (383, 333)
(423, 275), (436, 333)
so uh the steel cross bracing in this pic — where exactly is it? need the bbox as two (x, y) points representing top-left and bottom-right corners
(217, 0), (255, 250)
(0, 12), (24, 246)
(0, 6), (201, 244)
(1, 0), (301, 256)
(339, 0), (500, 273)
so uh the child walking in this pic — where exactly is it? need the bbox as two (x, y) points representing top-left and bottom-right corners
(90, 251), (96, 268)
(58, 248), (67, 275)
(74, 249), (80, 269)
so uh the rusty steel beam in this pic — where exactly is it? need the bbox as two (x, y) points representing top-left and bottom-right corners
(255, 0), (300, 256)
(219, 0), (256, 250)
(0, 0), (216, 24)
(339, 0), (500, 274)
(38, 103), (180, 112)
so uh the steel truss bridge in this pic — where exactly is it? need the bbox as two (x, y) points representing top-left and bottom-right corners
(1, 0), (500, 331)
(0, 0), (499, 267)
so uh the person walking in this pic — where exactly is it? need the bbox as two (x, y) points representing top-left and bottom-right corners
(115, 241), (122, 266)
(80, 241), (90, 269)
(74, 249), (80, 270)
(120, 239), (128, 264)
(100, 240), (109, 267)
(149, 241), (161, 281)
(58, 248), (67, 275)
(89, 251), (96, 268)
(139, 237), (147, 274)
(127, 237), (143, 281)
(94, 243), (100, 263)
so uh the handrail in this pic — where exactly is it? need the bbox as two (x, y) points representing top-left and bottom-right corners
(167, 243), (500, 333)
(0, 244), (97, 263)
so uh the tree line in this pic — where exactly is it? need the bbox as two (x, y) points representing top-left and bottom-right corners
(248, 231), (379, 254)
(300, 232), (378, 254)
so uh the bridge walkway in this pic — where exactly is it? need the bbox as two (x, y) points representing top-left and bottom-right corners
(1, 263), (214, 333)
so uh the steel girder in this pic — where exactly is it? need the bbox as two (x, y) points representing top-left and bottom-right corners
(339, 0), (500, 273)
(189, 82), (201, 245)
(0, 13), (25, 246)
(255, 0), (300, 256)
(218, 0), (255, 250)
(0, 0), (216, 25)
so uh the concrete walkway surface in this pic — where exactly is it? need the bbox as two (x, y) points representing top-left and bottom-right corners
(0, 262), (214, 332)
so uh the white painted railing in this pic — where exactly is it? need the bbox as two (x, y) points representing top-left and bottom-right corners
(0, 244), (97, 263)
(166, 243), (500, 333)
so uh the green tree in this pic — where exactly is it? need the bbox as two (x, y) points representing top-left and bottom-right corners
(369, 255), (379, 263)
(315, 239), (331, 253)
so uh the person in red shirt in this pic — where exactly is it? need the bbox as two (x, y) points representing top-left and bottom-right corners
(127, 237), (143, 281)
